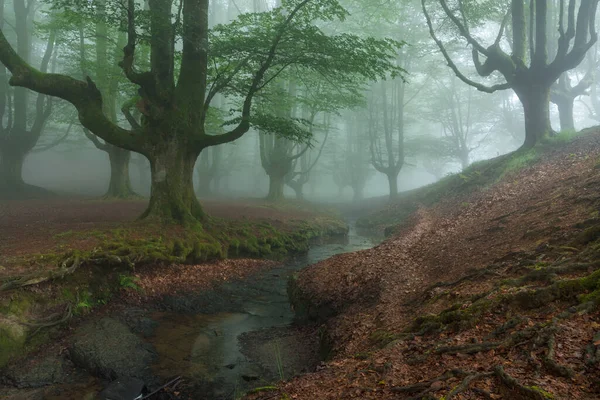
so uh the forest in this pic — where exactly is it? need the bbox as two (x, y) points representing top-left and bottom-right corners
(1, 0), (600, 399)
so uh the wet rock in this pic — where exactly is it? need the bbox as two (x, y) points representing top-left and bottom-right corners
(0, 316), (28, 367)
(4, 355), (67, 388)
(68, 317), (156, 381)
(0, 387), (46, 400)
(118, 308), (158, 338)
(96, 377), (146, 400)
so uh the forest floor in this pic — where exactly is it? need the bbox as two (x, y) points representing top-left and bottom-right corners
(247, 129), (600, 399)
(0, 198), (346, 278)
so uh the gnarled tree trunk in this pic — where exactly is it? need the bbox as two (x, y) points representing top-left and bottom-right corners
(141, 142), (204, 225)
(517, 84), (552, 149)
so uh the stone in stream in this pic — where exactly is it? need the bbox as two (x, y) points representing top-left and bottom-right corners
(117, 308), (158, 338)
(68, 317), (157, 381)
(3, 354), (68, 388)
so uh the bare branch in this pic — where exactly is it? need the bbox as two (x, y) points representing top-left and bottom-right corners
(422, 0), (511, 94)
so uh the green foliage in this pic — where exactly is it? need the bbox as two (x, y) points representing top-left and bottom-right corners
(118, 274), (141, 291)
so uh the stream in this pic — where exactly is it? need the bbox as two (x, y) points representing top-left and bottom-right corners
(149, 222), (378, 399)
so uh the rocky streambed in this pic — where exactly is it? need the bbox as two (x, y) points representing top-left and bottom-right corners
(1, 223), (378, 400)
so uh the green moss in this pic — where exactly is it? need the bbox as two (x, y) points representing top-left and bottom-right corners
(247, 386), (278, 394)
(0, 317), (27, 367)
(527, 386), (554, 399)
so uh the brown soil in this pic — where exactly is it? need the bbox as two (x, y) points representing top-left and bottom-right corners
(246, 132), (600, 399)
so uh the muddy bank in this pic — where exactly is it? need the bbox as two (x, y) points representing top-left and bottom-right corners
(1, 222), (379, 399)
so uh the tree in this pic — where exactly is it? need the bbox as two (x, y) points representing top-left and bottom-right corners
(0, 0), (400, 225)
(80, 4), (137, 198)
(0, 0), (56, 198)
(283, 71), (362, 200)
(367, 79), (405, 200)
(422, 0), (599, 149)
(550, 67), (594, 132)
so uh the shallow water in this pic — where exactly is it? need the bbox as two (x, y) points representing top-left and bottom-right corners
(147, 223), (379, 399)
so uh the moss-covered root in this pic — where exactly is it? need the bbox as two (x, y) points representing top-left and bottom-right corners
(494, 366), (554, 399)
(391, 366), (554, 400)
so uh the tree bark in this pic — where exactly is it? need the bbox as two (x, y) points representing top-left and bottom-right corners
(140, 142), (205, 225)
(0, 144), (50, 199)
(555, 97), (575, 132)
(266, 171), (286, 201)
(105, 145), (136, 198)
(387, 173), (398, 201)
(517, 85), (552, 149)
(0, 146), (25, 188)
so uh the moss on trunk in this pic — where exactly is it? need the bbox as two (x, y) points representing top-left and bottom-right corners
(141, 141), (205, 226)
(517, 85), (552, 149)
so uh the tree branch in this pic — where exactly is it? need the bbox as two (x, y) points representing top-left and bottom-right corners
(204, 0), (312, 147)
(422, 0), (511, 94)
(0, 29), (144, 153)
(118, 0), (154, 90)
(83, 127), (109, 151)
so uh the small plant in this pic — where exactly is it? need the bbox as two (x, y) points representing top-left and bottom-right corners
(119, 274), (141, 291)
(74, 291), (93, 315)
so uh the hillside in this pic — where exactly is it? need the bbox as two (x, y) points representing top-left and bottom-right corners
(249, 129), (600, 399)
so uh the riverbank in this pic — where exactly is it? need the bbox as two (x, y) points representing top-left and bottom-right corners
(0, 198), (349, 399)
(254, 129), (600, 399)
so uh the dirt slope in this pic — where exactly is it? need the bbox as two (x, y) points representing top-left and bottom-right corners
(249, 131), (600, 399)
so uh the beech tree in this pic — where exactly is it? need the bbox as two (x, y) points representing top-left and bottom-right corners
(422, 0), (599, 149)
(0, 0), (56, 198)
(79, 6), (137, 199)
(0, 0), (400, 225)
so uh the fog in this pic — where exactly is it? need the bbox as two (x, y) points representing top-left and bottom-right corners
(2, 0), (600, 208)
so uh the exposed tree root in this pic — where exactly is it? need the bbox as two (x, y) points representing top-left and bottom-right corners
(494, 365), (553, 399)
(0, 256), (81, 292)
(446, 371), (494, 400)
(434, 341), (500, 355)
(535, 323), (575, 378)
(20, 303), (73, 336)
(393, 366), (554, 400)
(0, 251), (136, 293)
(390, 369), (469, 398)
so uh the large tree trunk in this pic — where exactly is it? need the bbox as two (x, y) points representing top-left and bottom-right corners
(352, 185), (364, 202)
(0, 146), (25, 188)
(555, 97), (575, 132)
(287, 180), (304, 200)
(141, 144), (205, 225)
(517, 85), (552, 149)
(105, 145), (136, 198)
(387, 173), (398, 201)
(266, 171), (286, 201)
(0, 142), (50, 199)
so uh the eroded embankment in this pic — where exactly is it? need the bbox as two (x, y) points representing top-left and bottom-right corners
(261, 131), (600, 399)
